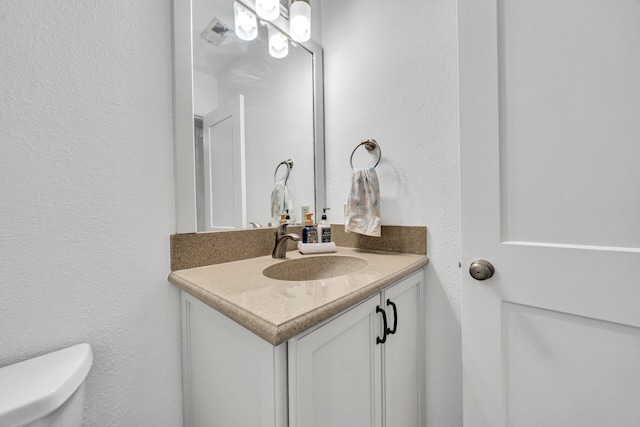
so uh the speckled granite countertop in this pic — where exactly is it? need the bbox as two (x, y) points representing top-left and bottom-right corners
(168, 247), (429, 346)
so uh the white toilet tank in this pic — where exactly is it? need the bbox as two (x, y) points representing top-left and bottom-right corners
(0, 343), (93, 427)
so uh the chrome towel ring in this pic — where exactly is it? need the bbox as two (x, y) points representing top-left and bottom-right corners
(350, 138), (381, 169)
(274, 159), (294, 184)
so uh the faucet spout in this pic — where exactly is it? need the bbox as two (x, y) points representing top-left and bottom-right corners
(272, 223), (301, 258)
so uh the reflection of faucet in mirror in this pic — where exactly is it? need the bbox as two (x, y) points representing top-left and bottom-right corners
(271, 159), (295, 225)
(272, 223), (301, 258)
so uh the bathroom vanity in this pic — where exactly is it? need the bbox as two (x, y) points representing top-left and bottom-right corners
(168, 247), (428, 427)
(170, 0), (428, 422)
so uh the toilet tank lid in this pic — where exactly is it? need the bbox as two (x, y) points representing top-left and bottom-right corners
(0, 343), (93, 427)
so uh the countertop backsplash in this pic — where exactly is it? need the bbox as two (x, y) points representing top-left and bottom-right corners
(170, 224), (426, 271)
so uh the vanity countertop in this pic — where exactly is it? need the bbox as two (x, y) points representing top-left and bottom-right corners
(168, 247), (429, 346)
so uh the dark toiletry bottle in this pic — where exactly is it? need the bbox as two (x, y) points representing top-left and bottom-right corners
(302, 213), (318, 244)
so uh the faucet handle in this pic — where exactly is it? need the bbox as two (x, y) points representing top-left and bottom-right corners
(275, 223), (288, 236)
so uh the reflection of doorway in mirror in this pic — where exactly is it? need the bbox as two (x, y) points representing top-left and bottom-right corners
(194, 117), (205, 232)
(202, 95), (247, 231)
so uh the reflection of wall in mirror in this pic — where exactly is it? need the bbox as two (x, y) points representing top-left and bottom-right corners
(195, 45), (315, 227)
(194, 70), (218, 117)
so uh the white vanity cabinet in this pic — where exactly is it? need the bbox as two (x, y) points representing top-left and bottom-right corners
(181, 269), (424, 427)
(181, 294), (288, 427)
(288, 270), (424, 427)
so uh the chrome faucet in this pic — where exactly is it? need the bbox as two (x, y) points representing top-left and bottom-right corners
(272, 223), (301, 258)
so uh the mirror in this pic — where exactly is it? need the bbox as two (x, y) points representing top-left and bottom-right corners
(173, 0), (325, 233)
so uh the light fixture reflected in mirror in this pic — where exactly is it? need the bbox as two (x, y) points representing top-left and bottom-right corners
(256, 0), (279, 21)
(234, 1), (258, 41)
(233, 0), (311, 54)
(268, 26), (289, 58)
(289, 0), (310, 42)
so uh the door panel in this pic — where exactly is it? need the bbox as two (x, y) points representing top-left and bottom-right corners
(503, 303), (640, 427)
(498, 0), (640, 248)
(459, 0), (640, 425)
(202, 95), (247, 230)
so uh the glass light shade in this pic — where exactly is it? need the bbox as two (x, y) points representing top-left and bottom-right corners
(234, 1), (258, 41)
(256, 0), (280, 21)
(289, 0), (310, 42)
(268, 26), (289, 58)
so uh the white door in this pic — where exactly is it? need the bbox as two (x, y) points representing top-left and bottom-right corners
(203, 95), (247, 230)
(459, 0), (640, 426)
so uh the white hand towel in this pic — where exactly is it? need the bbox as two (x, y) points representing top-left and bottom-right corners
(345, 167), (381, 237)
(271, 181), (293, 224)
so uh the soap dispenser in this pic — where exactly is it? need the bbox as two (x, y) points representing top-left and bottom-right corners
(302, 213), (318, 243)
(318, 208), (331, 243)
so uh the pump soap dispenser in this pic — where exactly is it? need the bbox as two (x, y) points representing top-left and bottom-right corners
(302, 213), (318, 243)
(318, 208), (331, 243)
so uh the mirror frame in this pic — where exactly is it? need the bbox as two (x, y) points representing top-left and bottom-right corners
(172, 0), (325, 233)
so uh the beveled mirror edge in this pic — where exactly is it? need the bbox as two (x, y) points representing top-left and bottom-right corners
(312, 37), (326, 224)
(172, 0), (325, 234)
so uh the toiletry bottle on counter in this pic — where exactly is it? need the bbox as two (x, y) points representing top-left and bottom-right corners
(279, 213), (287, 224)
(302, 213), (318, 243)
(318, 208), (331, 243)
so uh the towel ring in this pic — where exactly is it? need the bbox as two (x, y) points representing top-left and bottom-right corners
(274, 159), (294, 184)
(350, 138), (381, 169)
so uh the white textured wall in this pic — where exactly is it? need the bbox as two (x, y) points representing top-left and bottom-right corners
(0, 1), (182, 426)
(320, 1), (463, 426)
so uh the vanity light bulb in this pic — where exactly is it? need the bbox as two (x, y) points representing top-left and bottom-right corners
(256, 0), (280, 21)
(234, 1), (258, 41)
(289, 0), (310, 42)
(268, 26), (289, 58)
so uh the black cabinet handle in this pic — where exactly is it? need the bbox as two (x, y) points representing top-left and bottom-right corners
(376, 306), (388, 344)
(386, 299), (398, 335)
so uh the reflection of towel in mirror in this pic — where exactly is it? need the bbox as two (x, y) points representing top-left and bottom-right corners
(345, 167), (381, 237)
(271, 181), (294, 224)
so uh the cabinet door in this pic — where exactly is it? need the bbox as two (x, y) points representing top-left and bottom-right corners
(289, 294), (383, 427)
(382, 271), (424, 427)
